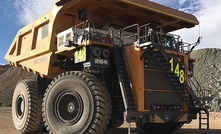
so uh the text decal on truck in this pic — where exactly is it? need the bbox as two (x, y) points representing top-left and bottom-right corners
(74, 46), (86, 63)
(169, 57), (185, 84)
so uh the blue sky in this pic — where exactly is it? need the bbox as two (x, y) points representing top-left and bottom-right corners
(0, 2), (20, 64)
(1, 0), (221, 64)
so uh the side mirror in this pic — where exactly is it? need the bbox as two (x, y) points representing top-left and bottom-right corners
(190, 36), (202, 52)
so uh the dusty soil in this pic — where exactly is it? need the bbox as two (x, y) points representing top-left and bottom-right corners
(0, 65), (36, 106)
(0, 107), (220, 134)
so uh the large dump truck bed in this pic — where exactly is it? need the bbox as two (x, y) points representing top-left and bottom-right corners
(5, 0), (198, 78)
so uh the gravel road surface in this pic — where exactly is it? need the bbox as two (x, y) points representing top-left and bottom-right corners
(0, 107), (220, 134)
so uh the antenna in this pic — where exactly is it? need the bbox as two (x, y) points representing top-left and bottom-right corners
(198, 6), (201, 38)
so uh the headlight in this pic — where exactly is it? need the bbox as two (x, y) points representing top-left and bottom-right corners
(92, 47), (101, 57)
(102, 49), (110, 58)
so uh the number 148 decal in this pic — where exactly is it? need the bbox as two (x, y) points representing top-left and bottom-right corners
(169, 57), (185, 84)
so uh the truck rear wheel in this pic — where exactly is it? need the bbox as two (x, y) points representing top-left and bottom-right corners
(138, 122), (183, 134)
(12, 80), (44, 133)
(42, 71), (111, 134)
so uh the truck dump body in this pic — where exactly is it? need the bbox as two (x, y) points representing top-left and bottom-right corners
(5, 0), (198, 78)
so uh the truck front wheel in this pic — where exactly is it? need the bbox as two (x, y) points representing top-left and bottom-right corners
(42, 71), (111, 134)
(12, 80), (44, 133)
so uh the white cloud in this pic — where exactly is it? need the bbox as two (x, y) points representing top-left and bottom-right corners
(13, 0), (55, 25)
(178, 0), (201, 14)
(173, 0), (221, 49)
(150, 0), (201, 14)
(151, 0), (221, 49)
(149, 0), (180, 8)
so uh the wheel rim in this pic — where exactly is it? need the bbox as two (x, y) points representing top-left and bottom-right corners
(55, 91), (84, 125)
(16, 94), (25, 119)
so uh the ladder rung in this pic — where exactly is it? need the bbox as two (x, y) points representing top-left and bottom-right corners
(200, 118), (208, 120)
(200, 123), (208, 125)
(114, 47), (135, 111)
(200, 113), (208, 115)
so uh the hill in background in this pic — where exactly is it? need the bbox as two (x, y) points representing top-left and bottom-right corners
(0, 65), (35, 106)
(0, 48), (220, 111)
(191, 48), (221, 111)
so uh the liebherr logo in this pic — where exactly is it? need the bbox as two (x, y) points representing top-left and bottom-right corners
(34, 56), (48, 64)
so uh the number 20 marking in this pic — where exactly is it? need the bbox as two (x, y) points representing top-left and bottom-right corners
(169, 58), (185, 84)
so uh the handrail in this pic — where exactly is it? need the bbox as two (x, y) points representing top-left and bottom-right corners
(165, 42), (207, 107)
(73, 21), (85, 35)
(138, 25), (186, 52)
(119, 22), (207, 108)
(188, 75), (207, 104)
(160, 45), (208, 108)
(120, 24), (140, 45)
(139, 23), (153, 44)
(73, 20), (97, 34)
(121, 24), (140, 37)
(141, 31), (206, 107)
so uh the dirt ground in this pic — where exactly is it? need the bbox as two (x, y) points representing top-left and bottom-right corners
(0, 107), (220, 134)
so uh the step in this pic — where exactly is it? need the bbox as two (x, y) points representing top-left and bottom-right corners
(158, 61), (168, 66)
(124, 87), (132, 90)
(128, 103), (135, 107)
(167, 74), (177, 78)
(152, 53), (163, 58)
(114, 48), (135, 112)
(175, 86), (185, 90)
(200, 118), (208, 120)
(169, 78), (179, 82)
(127, 102), (134, 106)
(200, 112), (208, 114)
(172, 82), (181, 86)
(161, 65), (169, 70)
(127, 107), (135, 111)
(155, 57), (166, 61)
(127, 97), (134, 100)
(183, 98), (191, 101)
(127, 95), (133, 98)
(118, 72), (127, 75)
(177, 90), (186, 93)
(117, 64), (126, 67)
(121, 76), (129, 80)
(124, 83), (131, 86)
(120, 74), (129, 78)
(200, 123), (209, 125)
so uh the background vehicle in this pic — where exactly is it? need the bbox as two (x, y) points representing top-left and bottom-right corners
(5, 0), (209, 133)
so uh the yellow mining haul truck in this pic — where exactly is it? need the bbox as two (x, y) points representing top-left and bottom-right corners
(5, 0), (209, 133)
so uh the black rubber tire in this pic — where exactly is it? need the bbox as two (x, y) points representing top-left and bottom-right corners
(108, 116), (124, 128)
(139, 122), (183, 134)
(108, 101), (124, 128)
(109, 98), (124, 128)
(42, 71), (111, 134)
(12, 80), (44, 133)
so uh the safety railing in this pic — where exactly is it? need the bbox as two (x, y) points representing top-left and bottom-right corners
(162, 37), (208, 108)
(139, 23), (153, 43)
(73, 20), (114, 44)
(119, 23), (208, 109)
(72, 21), (198, 53)
(119, 24), (140, 46)
(187, 69), (211, 108)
